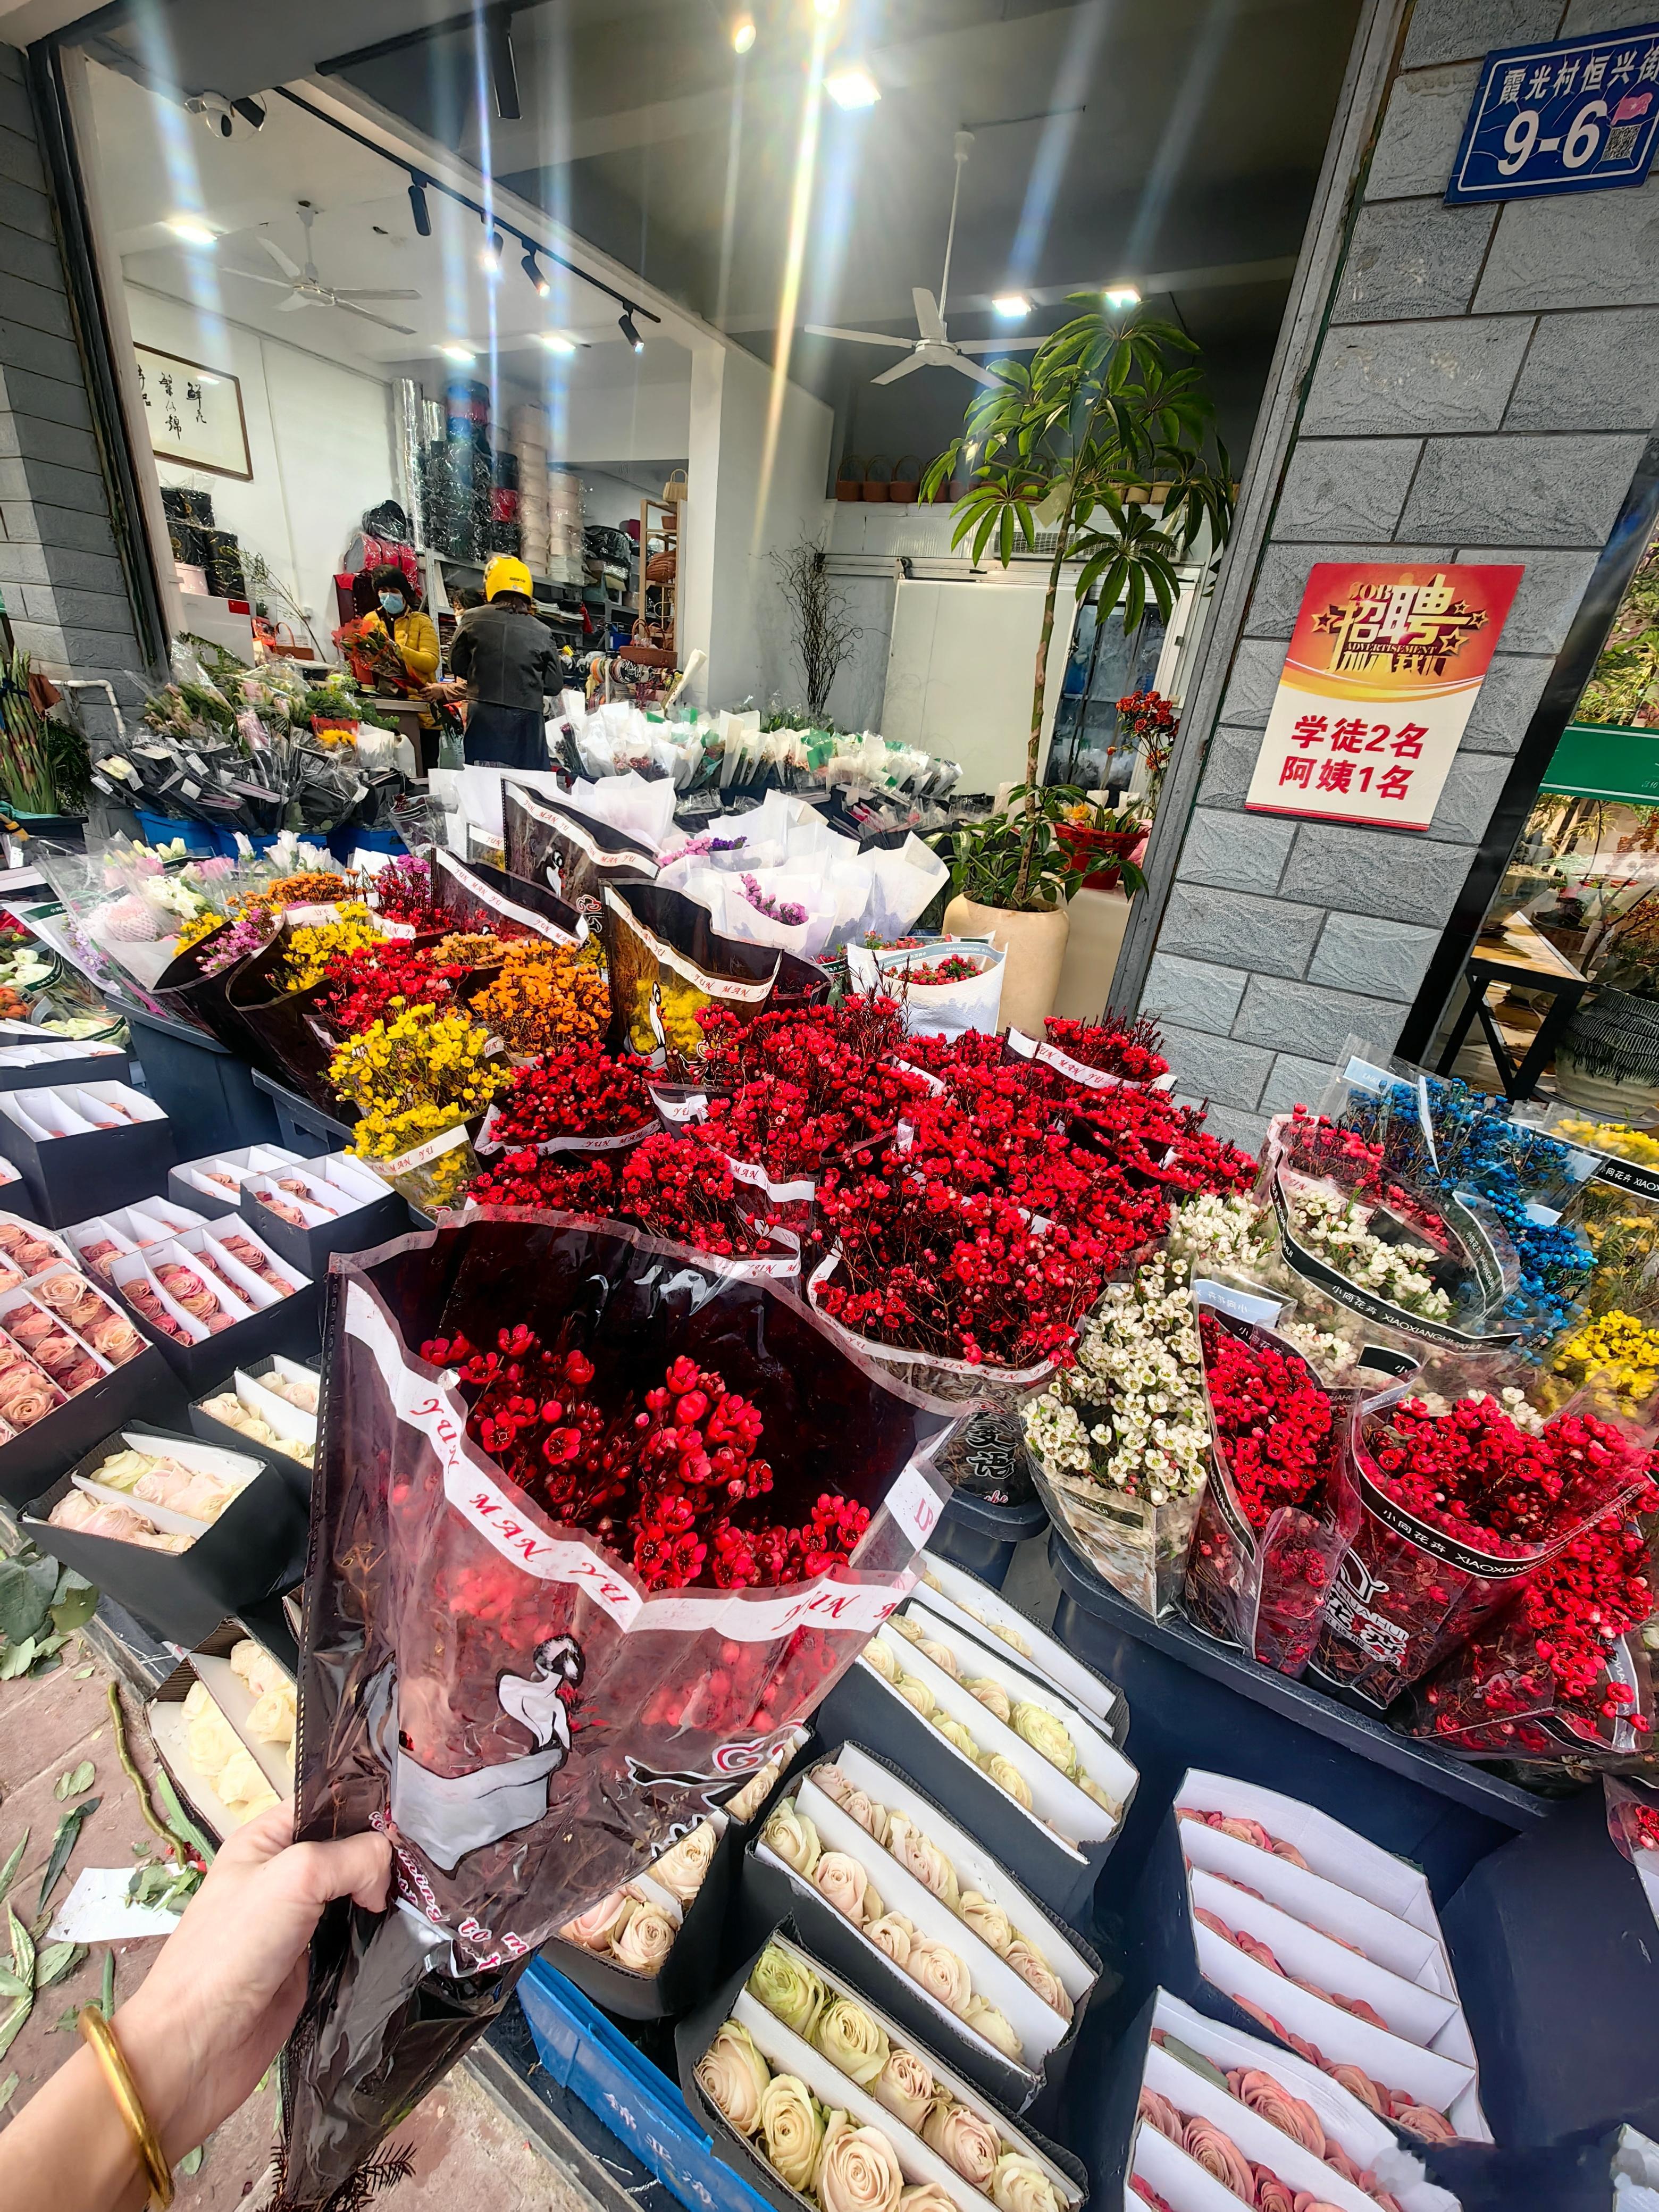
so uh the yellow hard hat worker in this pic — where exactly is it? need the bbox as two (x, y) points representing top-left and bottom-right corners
(484, 554), (534, 601)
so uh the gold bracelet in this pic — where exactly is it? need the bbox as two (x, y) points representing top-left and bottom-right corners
(77, 2005), (174, 2209)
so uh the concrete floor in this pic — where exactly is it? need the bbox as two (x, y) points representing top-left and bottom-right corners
(0, 1646), (597, 2212)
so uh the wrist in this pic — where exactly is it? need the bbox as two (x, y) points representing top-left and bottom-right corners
(111, 1989), (197, 2165)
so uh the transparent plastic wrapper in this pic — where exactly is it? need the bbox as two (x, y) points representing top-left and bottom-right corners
(601, 879), (780, 1061)
(1261, 1118), (1522, 1354)
(1183, 1290), (1380, 1675)
(500, 783), (656, 925)
(427, 850), (583, 948)
(281, 1213), (950, 2208)
(1311, 1370), (1658, 1710)
(1029, 1449), (1199, 1621)
(805, 1243), (1061, 1411)
(1605, 1775), (1659, 1922)
(1405, 1608), (1652, 1763)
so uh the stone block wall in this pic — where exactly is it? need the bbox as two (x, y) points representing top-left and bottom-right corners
(0, 45), (146, 692)
(1145, 0), (1659, 1152)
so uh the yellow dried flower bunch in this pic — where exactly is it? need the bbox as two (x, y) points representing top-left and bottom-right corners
(329, 1003), (509, 1164)
(283, 901), (386, 992)
(470, 940), (608, 1056)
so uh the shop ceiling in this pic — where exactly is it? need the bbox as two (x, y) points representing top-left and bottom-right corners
(74, 0), (1359, 457)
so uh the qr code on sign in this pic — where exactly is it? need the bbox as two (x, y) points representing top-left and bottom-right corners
(1606, 124), (1640, 160)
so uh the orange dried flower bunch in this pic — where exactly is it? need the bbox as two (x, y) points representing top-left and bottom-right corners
(470, 940), (608, 1056)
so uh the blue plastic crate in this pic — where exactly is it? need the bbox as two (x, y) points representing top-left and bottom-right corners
(328, 827), (406, 861)
(517, 1955), (772, 2212)
(135, 809), (214, 857)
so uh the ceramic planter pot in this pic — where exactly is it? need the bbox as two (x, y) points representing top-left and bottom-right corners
(941, 894), (1069, 1034)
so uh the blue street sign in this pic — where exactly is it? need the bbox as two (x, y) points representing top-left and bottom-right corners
(1445, 24), (1659, 203)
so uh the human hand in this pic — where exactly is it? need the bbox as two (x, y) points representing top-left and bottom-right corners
(115, 1801), (390, 2162)
(423, 679), (467, 701)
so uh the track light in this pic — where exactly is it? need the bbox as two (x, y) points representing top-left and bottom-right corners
(407, 176), (432, 237)
(732, 15), (755, 50)
(481, 229), (505, 275)
(619, 310), (643, 353)
(522, 248), (551, 297)
(484, 3), (521, 121)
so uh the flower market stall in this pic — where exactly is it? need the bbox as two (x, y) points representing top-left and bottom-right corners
(0, 795), (1656, 2212)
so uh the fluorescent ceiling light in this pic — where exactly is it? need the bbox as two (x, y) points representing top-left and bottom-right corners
(1103, 285), (1141, 309)
(732, 16), (756, 51)
(440, 343), (477, 363)
(825, 66), (880, 108)
(166, 217), (216, 247)
(539, 333), (576, 354)
(992, 294), (1030, 317)
(814, 0), (839, 15)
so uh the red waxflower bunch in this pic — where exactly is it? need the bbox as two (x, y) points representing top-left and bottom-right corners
(317, 939), (475, 1030)
(421, 1325), (868, 1592)
(1277, 1106), (1450, 1249)
(1365, 1394), (1647, 1555)
(694, 995), (910, 1090)
(485, 1048), (651, 1150)
(1198, 1313), (1336, 1528)
(1043, 1011), (1169, 1084)
(471, 1128), (784, 1263)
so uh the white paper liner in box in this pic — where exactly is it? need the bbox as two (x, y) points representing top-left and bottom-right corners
(1138, 2038), (1376, 2212)
(1130, 2114), (1275, 2212)
(1178, 1817), (1449, 1990)
(900, 1594), (1125, 1753)
(191, 1646), (297, 1797)
(258, 1353), (320, 1413)
(189, 1221), (311, 1310)
(1186, 1865), (1455, 2047)
(72, 1430), (265, 1538)
(175, 1144), (303, 1203)
(861, 1620), (1133, 1841)
(0, 1279), (112, 1385)
(1142, 1991), (1456, 2212)
(146, 1232), (273, 1317)
(0, 1088), (94, 1141)
(58, 1080), (165, 1129)
(1174, 1771), (1444, 1940)
(753, 1835), (1041, 2096)
(793, 1772), (1068, 2063)
(246, 1176), (336, 1230)
(60, 1216), (138, 1278)
(0, 1211), (77, 1276)
(732, 1985), (1036, 2212)
(110, 1248), (240, 1345)
(919, 1554), (1121, 1730)
(819, 1745), (1096, 2016)
(312, 1151), (390, 1209)
(204, 1370), (317, 1459)
(146, 1681), (280, 1835)
(1188, 1916), (1474, 2115)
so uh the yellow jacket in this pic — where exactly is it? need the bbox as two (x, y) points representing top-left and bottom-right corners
(363, 607), (441, 684)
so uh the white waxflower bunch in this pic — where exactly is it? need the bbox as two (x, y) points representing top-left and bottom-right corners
(1287, 1188), (1453, 1322)
(1023, 1254), (1208, 1504)
(1164, 1191), (1271, 1277)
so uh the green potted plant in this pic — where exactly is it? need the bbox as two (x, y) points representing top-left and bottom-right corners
(922, 299), (1232, 1026)
(1557, 893), (1659, 1122)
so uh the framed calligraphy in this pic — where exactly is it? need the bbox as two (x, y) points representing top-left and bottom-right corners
(1244, 562), (1525, 832)
(133, 344), (251, 480)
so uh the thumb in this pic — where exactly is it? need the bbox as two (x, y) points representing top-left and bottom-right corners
(280, 1831), (395, 1916)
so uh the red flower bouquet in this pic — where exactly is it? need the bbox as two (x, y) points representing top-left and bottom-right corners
(316, 938), (476, 1032)
(480, 1047), (653, 1155)
(282, 1215), (950, 2209)
(1407, 1488), (1657, 1757)
(1313, 1385), (1656, 1709)
(1039, 1011), (1171, 1086)
(1184, 1305), (1360, 1675)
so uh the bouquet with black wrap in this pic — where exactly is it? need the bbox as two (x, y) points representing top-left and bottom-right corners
(279, 1211), (951, 2208)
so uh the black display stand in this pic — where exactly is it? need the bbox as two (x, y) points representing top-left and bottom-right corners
(1048, 1526), (1552, 1908)
(250, 1069), (355, 1159)
(109, 993), (282, 1155)
(931, 1486), (1049, 1588)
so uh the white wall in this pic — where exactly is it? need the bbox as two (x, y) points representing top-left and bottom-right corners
(123, 286), (397, 656)
(883, 576), (1078, 794)
(560, 381), (692, 466)
(680, 343), (834, 714)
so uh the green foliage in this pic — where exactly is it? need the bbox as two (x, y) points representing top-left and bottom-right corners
(938, 786), (1090, 910)
(1579, 533), (1659, 729)
(923, 299), (1233, 903)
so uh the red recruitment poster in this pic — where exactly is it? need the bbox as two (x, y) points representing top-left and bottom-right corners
(1245, 561), (1524, 831)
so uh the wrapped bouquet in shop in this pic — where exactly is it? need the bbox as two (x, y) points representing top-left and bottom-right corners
(279, 1211), (952, 2209)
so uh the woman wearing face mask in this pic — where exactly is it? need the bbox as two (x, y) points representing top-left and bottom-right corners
(359, 565), (441, 692)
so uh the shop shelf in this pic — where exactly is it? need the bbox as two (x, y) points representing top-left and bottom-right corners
(106, 992), (282, 1155)
(517, 1955), (774, 2212)
(929, 1484), (1049, 1588)
(1047, 1524), (1553, 1908)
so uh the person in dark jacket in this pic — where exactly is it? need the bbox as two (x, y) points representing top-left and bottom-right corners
(438, 556), (567, 769)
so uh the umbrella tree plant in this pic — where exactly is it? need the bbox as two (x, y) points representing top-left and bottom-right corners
(922, 298), (1234, 908)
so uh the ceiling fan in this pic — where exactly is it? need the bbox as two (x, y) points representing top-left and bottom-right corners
(226, 203), (422, 336)
(804, 132), (1042, 387)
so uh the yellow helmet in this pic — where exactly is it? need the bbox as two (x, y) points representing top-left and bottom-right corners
(484, 554), (534, 601)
